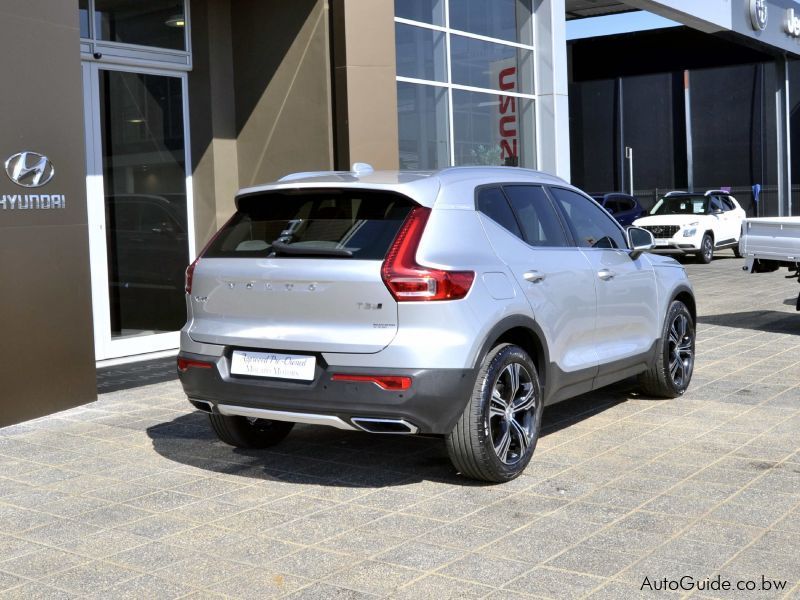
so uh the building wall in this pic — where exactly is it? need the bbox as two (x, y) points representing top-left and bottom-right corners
(0, 0), (96, 426)
(569, 27), (786, 215)
(231, 0), (334, 188)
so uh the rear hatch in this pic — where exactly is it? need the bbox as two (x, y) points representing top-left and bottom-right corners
(187, 188), (416, 353)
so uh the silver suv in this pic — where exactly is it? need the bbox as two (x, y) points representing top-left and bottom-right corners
(178, 166), (696, 482)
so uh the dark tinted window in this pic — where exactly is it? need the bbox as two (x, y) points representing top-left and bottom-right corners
(549, 187), (626, 249)
(709, 196), (724, 212)
(205, 190), (415, 260)
(476, 187), (522, 238)
(614, 196), (635, 211)
(503, 185), (568, 247)
(721, 197), (736, 211)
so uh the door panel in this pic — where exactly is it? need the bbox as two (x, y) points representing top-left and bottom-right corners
(84, 64), (192, 360)
(579, 248), (658, 363)
(476, 185), (598, 384)
(481, 219), (598, 376)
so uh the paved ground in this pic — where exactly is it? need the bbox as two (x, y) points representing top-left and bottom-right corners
(1, 254), (799, 599)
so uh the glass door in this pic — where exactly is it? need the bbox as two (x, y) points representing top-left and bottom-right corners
(83, 63), (194, 361)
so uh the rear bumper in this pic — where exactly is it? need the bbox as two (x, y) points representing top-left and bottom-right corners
(177, 351), (476, 435)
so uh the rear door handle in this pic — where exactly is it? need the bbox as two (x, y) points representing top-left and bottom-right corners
(523, 270), (545, 283)
(598, 269), (616, 281)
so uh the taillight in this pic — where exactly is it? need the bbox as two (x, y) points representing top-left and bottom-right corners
(331, 374), (412, 390)
(381, 207), (474, 301)
(185, 258), (199, 294)
(185, 215), (237, 294)
(177, 357), (214, 372)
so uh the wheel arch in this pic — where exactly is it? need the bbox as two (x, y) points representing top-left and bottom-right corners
(671, 286), (696, 324)
(473, 315), (550, 394)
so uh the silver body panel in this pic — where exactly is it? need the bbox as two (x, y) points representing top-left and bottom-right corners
(181, 166), (694, 415)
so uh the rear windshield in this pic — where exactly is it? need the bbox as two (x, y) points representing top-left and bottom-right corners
(204, 189), (416, 260)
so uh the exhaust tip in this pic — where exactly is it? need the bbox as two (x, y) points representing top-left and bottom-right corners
(351, 417), (418, 435)
(190, 399), (214, 413)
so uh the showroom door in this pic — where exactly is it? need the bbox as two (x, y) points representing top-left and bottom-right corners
(83, 63), (195, 362)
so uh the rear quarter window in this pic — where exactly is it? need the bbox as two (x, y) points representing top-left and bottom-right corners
(204, 190), (416, 260)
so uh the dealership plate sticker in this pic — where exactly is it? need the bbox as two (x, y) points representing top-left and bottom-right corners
(231, 350), (315, 380)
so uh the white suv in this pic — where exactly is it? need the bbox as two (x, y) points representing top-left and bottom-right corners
(633, 191), (746, 263)
(179, 166), (696, 482)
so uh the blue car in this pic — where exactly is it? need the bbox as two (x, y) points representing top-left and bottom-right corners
(591, 193), (645, 227)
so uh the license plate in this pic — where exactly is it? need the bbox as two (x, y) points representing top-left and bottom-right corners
(230, 350), (315, 381)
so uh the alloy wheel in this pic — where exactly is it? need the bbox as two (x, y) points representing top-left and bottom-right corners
(488, 362), (537, 464)
(668, 312), (694, 389)
(703, 237), (713, 262)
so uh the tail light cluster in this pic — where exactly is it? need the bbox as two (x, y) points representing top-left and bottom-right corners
(185, 217), (233, 294)
(381, 206), (474, 301)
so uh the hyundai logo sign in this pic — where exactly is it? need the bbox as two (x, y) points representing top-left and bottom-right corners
(4, 151), (55, 188)
(750, 0), (768, 31)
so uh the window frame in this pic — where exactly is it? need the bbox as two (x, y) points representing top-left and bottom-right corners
(79, 0), (191, 70)
(474, 183), (574, 249)
(394, 0), (536, 168)
(545, 186), (630, 252)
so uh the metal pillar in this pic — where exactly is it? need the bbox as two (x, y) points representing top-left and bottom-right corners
(775, 56), (792, 217)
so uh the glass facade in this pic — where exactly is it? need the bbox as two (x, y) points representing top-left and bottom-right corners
(395, 0), (535, 170)
(80, 0), (187, 51)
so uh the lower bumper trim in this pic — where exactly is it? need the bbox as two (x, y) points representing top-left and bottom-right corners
(216, 404), (357, 431)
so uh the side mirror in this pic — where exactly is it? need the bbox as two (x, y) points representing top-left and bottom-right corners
(627, 226), (655, 259)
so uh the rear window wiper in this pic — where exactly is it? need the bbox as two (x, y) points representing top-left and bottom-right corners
(270, 241), (353, 257)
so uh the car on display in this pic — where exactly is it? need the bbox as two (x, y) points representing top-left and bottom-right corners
(590, 192), (645, 226)
(633, 190), (746, 263)
(177, 165), (696, 482)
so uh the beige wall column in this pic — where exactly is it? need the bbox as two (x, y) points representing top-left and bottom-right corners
(230, 0), (334, 187)
(331, 0), (399, 170)
(0, 0), (96, 426)
(189, 0), (239, 247)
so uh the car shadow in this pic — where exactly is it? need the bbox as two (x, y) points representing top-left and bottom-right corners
(698, 310), (800, 335)
(145, 382), (635, 488)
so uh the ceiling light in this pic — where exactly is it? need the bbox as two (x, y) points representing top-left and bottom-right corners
(165, 14), (185, 27)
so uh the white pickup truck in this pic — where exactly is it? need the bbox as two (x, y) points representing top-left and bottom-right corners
(739, 217), (800, 309)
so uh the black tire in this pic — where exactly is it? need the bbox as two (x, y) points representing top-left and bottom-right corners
(446, 344), (543, 483)
(696, 233), (714, 264)
(733, 245), (742, 258)
(638, 300), (695, 398)
(208, 414), (294, 448)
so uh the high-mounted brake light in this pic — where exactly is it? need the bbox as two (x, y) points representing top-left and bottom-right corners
(331, 374), (412, 390)
(381, 206), (474, 301)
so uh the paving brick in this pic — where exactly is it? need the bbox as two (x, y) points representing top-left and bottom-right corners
(1, 258), (799, 596)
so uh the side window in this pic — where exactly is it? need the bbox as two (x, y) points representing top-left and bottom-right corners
(503, 185), (568, 247)
(549, 187), (627, 249)
(476, 187), (522, 239)
(603, 199), (618, 213)
(721, 197), (736, 211)
(616, 196), (635, 211)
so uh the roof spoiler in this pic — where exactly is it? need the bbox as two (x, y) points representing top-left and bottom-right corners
(278, 162), (375, 183)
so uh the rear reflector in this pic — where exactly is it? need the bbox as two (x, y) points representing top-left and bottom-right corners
(177, 358), (214, 373)
(331, 374), (412, 390)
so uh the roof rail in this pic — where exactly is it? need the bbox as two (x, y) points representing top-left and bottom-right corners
(704, 189), (730, 196)
(664, 190), (689, 197)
